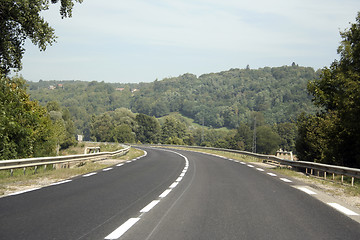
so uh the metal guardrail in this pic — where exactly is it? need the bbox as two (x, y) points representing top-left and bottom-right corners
(143, 144), (360, 186)
(0, 144), (130, 174)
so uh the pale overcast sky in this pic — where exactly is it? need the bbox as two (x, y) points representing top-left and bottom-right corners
(19, 0), (360, 83)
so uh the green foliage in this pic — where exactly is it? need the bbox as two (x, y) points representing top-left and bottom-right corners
(161, 117), (187, 144)
(113, 124), (135, 143)
(0, 0), (83, 74)
(231, 123), (252, 151)
(0, 74), (56, 159)
(274, 122), (297, 151)
(135, 114), (160, 144)
(27, 65), (317, 138)
(46, 102), (77, 151)
(256, 125), (281, 154)
(297, 12), (360, 168)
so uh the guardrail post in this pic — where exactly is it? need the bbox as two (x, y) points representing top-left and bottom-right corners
(23, 167), (26, 175)
(10, 169), (13, 177)
(324, 172), (327, 180)
(352, 177), (354, 186)
(333, 173), (335, 180)
(34, 166), (38, 174)
(341, 175), (344, 184)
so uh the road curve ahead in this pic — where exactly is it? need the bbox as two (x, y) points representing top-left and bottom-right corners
(0, 147), (359, 240)
(122, 148), (360, 240)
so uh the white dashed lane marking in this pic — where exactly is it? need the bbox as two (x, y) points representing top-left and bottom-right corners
(169, 182), (179, 189)
(327, 203), (359, 216)
(280, 178), (292, 183)
(159, 189), (172, 198)
(50, 180), (72, 186)
(104, 149), (188, 240)
(8, 188), (41, 196)
(295, 186), (317, 195)
(140, 200), (160, 213)
(267, 173), (277, 177)
(102, 167), (113, 172)
(104, 218), (140, 240)
(83, 172), (97, 177)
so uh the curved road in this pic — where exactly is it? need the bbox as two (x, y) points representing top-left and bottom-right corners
(0, 147), (359, 239)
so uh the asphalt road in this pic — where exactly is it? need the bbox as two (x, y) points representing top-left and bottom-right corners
(0, 147), (359, 240)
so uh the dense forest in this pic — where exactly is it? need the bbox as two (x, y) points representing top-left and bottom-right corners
(27, 65), (318, 140)
(2, 1), (359, 168)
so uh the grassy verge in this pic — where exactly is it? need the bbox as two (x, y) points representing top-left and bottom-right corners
(0, 147), (144, 196)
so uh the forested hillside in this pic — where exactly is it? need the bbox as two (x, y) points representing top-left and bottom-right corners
(27, 65), (318, 139)
(132, 65), (318, 128)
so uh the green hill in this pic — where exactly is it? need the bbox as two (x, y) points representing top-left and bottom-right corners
(27, 65), (318, 139)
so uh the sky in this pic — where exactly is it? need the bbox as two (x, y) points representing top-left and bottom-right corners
(18, 0), (360, 83)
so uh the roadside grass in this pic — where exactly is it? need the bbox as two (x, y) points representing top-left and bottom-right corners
(0, 147), (144, 196)
(60, 142), (124, 155)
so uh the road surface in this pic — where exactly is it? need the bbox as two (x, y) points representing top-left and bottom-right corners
(0, 147), (359, 240)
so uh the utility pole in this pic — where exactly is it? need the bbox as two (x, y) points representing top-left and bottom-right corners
(252, 116), (256, 153)
(201, 116), (204, 144)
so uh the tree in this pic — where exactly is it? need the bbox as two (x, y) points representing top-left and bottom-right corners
(135, 114), (160, 143)
(299, 12), (360, 167)
(0, 0), (83, 74)
(256, 125), (281, 154)
(231, 123), (252, 150)
(113, 124), (135, 143)
(161, 117), (187, 144)
(90, 113), (113, 142)
(275, 122), (297, 151)
(0, 74), (56, 159)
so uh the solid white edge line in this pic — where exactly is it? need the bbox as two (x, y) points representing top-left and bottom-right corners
(327, 203), (359, 216)
(50, 180), (72, 186)
(296, 186), (317, 195)
(83, 172), (97, 177)
(140, 200), (160, 213)
(280, 178), (292, 183)
(104, 218), (140, 240)
(8, 188), (41, 196)
(159, 189), (172, 198)
(102, 167), (113, 172)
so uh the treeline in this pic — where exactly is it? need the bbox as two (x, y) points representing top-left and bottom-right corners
(90, 108), (296, 155)
(131, 65), (318, 128)
(295, 12), (360, 168)
(0, 75), (77, 160)
(27, 65), (318, 139)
